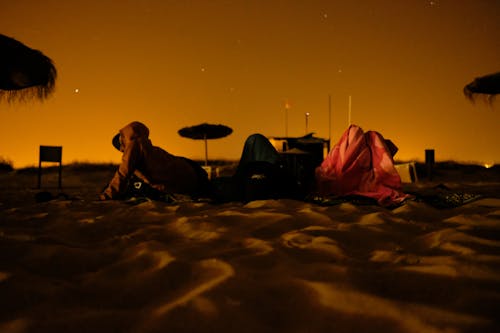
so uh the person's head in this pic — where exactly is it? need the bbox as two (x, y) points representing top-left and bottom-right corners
(112, 121), (150, 152)
(112, 133), (123, 152)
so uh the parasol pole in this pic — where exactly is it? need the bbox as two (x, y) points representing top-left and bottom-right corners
(328, 94), (332, 152)
(204, 133), (208, 166)
(284, 100), (290, 137)
(305, 112), (310, 134)
(348, 95), (352, 127)
(328, 95), (331, 140)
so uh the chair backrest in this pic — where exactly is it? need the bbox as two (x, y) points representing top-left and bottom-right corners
(38, 145), (63, 188)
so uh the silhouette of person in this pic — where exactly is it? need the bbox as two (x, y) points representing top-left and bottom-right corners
(214, 133), (298, 202)
(100, 121), (210, 200)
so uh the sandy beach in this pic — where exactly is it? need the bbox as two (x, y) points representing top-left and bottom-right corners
(0, 162), (499, 333)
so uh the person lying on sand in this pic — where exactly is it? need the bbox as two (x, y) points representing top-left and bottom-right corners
(213, 133), (299, 203)
(99, 121), (210, 201)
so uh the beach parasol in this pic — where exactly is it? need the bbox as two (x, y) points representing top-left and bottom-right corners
(0, 34), (57, 102)
(178, 123), (233, 165)
(463, 71), (500, 103)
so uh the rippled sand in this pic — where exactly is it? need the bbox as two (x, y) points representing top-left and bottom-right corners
(0, 164), (499, 333)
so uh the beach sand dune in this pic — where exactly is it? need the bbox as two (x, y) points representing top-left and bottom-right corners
(0, 163), (499, 333)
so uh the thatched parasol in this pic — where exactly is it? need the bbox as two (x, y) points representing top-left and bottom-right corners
(463, 71), (500, 103)
(0, 34), (57, 102)
(178, 123), (233, 165)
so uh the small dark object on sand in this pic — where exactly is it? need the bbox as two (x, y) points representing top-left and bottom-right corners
(35, 191), (69, 203)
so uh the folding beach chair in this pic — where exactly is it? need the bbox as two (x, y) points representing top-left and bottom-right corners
(37, 145), (62, 189)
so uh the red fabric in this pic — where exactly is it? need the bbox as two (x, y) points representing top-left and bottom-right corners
(315, 125), (410, 206)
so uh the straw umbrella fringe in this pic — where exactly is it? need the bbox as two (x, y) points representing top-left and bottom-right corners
(0, 34), (57, 102)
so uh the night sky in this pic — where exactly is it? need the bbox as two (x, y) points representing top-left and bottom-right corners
(1, 0), (499, 168)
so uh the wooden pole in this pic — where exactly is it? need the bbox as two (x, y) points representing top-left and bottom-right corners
(328, 94), (332, 147)
(204, 134), (208, 166)
(285, 100), (289, 137)
(348, 95), (352, 126)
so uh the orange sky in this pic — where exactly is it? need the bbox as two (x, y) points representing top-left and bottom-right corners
(1, 0), (499, 168)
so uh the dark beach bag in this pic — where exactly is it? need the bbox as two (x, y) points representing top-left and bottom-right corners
(237, 161), (282, 202)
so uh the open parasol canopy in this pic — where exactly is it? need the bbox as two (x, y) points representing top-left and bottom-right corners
(178, 123), (233, 165)
(0, 34), (57, 102)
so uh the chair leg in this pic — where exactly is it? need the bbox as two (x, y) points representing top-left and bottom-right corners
(58, 163), (62, 189)
(38, 161), (42, 189)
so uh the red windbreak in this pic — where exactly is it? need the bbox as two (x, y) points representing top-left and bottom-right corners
(315, 125), (410, 207)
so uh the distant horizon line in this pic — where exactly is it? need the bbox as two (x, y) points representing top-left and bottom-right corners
(3, 158), (497, 171)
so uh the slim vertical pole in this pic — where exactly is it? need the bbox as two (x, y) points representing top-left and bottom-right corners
(327, 95), (332, 154)
(58, 162), (62, 189)
(348, 95), (352, 126)
(328, 95), (332, 138)
(328, 95), (332, 147)
(58, 147), (62, 189)
(38, 159), (42, 189)
(204, 135), (208, 166)
(285, 100), (290, 137)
